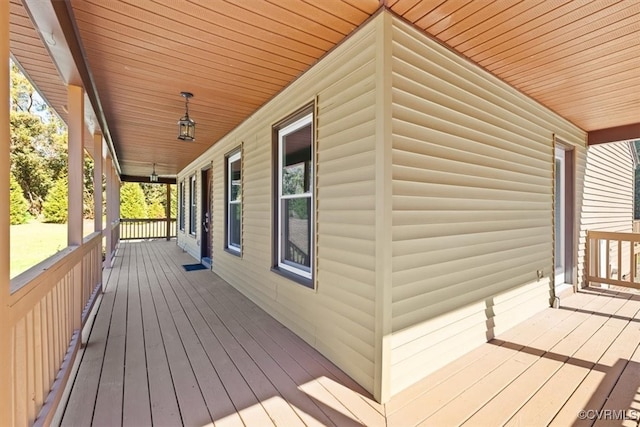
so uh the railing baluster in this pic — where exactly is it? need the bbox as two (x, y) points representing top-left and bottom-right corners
(119, 218), (177, 240)
(586, 231), (640, 290)
(618, 240), (622, 281)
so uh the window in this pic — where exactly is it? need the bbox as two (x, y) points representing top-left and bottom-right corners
(179, 180), (185, 231)
(189, 174), (196, 235)
(275, 109), (314, 284)
(226, 151), (242, 253)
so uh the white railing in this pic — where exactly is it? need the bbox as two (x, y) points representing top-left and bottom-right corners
(8, 232), (103, 426)
(585, 230), (640, 289)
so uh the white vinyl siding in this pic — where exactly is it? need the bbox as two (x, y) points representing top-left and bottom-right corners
(388, 16), (586, 395)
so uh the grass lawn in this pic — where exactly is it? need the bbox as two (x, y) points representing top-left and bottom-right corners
(10, 219), (98, 279)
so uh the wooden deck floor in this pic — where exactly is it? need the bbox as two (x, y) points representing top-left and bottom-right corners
(60, 240), (640, 426)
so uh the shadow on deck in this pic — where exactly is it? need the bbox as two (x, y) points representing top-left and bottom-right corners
(59, 240), (640, 426)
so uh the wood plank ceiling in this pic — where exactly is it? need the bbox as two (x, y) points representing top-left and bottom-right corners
(8, 0), (640, 178)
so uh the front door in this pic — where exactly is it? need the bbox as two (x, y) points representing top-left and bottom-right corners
(201, 167), (212, 267)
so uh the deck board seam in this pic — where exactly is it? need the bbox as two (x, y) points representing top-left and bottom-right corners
(153, 242), (281, 426)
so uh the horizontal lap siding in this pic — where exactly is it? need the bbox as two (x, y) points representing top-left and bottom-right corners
(177, 24), (378, 392)
(579, 141), (634, 280)
(389, 18), (585, 395)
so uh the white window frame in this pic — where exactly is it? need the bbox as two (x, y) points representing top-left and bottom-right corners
(277, 113), (313, 280)
(227, 151), (242, 253)
(189, 174), (196, 235)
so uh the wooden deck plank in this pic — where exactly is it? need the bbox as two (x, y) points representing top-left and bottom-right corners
(142, 244), (213, 427)
(62, 241), (640, 427)
(59, 248), (124, 427)
(199, 279), (370, 427)
(175, 252), (385, 425)
(506, 296), (640, 426)
(593, 345), (640, 427)
(388, 291), (611, 427)
(122, 244), (152, 427)
(217, 284), (386, 425)
(150, 246), (303, 427)
(401, 291), (620, 426)
(550, 303), (640, 426)
(136, 244), (182, 426)
(91, 242), (131, 425)
(457, 292), (631, 427)
(145, 244), (249, 427)
(176, 267), (357, 427)
(386, 290), (601, 417)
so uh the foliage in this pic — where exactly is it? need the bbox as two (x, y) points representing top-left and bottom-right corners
(636, 167), (640, 220)
(120, 183), (148, 219)
(10, 63), (68, 216)
(10, 173), (29, 225)
(83, 156), (95, 219)
(140, 183), (177, 218)
(42, 176), (68, 223)
(11, 62), (42, 114)
(282, 164), (309, 219)
(148, 201), (166, 219)
(170, 185), (177, 218)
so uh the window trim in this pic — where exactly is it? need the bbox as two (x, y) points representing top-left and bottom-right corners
(189, 174), (196, 236)
(273, 105), (315, 286)
(179, 180), (185, 231)
(226, 150), (242, 255)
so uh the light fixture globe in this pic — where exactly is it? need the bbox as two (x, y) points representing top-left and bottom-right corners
(178, 91), (195, 141)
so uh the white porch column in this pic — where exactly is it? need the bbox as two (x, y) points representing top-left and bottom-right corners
(67, 85), (84, 246)
(0, 1), (12, 424)
(93, 133), (103, 233)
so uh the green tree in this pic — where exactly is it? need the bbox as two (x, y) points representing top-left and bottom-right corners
(170, 185), (177, 218)
(42, 176), (68, 223)
(140, 183), (177, 218)
(148, 200), (165, 219)
(10, 173), (29, 225)
(120, 183), (148, 219)
(83, 156), (95, 219)
(635, 167), (640, 220)
(10, 62), (68, 216)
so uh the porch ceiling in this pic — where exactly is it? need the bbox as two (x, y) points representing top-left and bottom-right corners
(9, 0), (640, 178)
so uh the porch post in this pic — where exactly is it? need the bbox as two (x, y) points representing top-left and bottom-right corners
(67, 85), (84, 247)
(104, 154), (113, 268)
(67, 85), (84, 332)
(166, 183), (171, 241)
(93, 133), (103, 233)
(0, 1), (13, 424)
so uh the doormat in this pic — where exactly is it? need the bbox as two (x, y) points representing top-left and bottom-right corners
(182, 263), (207, 272)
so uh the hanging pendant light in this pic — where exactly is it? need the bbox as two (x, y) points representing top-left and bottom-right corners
(150, 163), (158, 182)
(177, 91), (195, 141)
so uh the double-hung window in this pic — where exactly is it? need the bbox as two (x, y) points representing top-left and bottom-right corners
(275, 110), (314, 283)
(179, 180), (185, 231)
(226, 151), (242, 254)
(189, 175), (196, 235)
